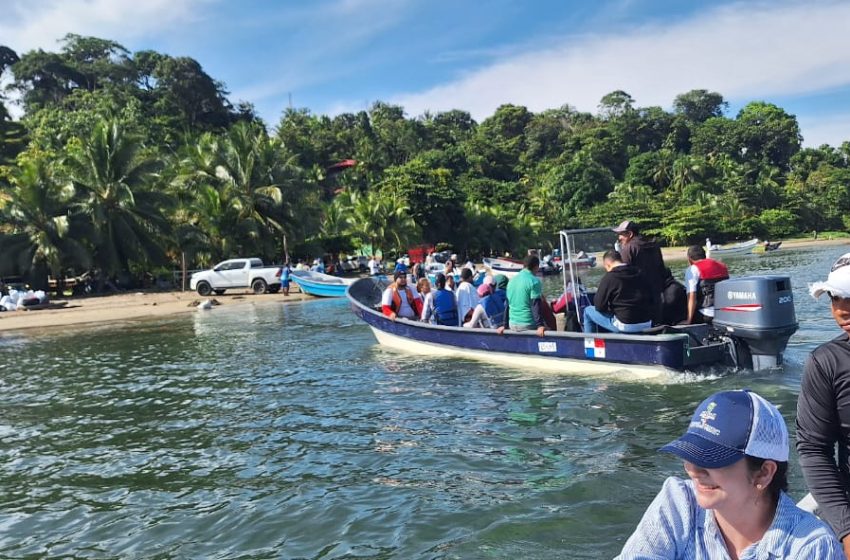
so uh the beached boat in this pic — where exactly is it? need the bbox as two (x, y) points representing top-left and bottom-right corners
(482, 257), (524, 278)
(291, 270), (356, 297)
(705, 238), (759, 258)
(347, 228), (800, 377)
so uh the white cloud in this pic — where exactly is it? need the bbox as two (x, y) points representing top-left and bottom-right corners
(0, 0), (207, 54)
(393, 1), (850, 121)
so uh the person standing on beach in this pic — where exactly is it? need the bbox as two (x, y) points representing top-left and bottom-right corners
(796, 252), (850, 558)
(281, 261), (292, 296)
(613, 220), (666, 324)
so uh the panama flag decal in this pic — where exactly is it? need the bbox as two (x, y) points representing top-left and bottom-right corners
(584, 338), (606, 358)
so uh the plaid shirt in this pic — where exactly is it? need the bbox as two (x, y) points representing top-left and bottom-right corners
(617, 477), (844, 559)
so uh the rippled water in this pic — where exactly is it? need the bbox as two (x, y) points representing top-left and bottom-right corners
(0, 245), (847, 559)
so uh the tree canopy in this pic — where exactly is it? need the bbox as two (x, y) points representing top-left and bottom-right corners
(1, 35), (848, 289)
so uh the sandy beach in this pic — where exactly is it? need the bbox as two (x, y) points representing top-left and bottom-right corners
(1, 237), (846, 336)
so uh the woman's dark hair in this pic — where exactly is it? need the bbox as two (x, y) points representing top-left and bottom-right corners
(745, 455), (788, 504)
(435, 273), (447, 289)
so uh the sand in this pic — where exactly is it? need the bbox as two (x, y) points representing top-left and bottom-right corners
(0, 286), (315, 335)
(1, 237), (846, 336)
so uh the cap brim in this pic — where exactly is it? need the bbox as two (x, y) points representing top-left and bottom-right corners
(660, 432), (743, 469)
(810, 281), (850, 299)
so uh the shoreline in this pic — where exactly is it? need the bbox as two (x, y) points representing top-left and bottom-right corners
(2, 237), (847, 336)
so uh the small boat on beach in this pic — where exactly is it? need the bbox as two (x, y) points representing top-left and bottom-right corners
(705, 238), (759, 258)
(482, 257), (524, 278)
(291, 270), (356, 297)
(346, 229), (800, 377)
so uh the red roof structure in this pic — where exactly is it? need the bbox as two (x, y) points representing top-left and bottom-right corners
(327, 159), (357, 174)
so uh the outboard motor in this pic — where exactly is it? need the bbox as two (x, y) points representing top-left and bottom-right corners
(712, 275), (798, 370)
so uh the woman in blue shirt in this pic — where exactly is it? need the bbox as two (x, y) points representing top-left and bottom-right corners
(617, 389), (843, 559)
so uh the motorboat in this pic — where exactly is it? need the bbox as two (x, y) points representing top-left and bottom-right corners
(482, 257), (524, 279)
(291, 270), (356, 297)
(705, 238), (759, 258)
(346, 228), (800, 377)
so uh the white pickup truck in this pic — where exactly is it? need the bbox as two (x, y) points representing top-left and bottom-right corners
(190, 258), (282, 296)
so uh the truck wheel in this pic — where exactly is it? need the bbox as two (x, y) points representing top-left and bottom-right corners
(196, 281), (212, 296)
(251, 278), (268, 294)
(214, 289), (226, 295)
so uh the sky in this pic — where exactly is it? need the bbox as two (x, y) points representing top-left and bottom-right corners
(2, 0), (850, 147)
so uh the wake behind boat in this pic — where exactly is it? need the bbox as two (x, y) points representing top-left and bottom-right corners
(291, 270), (357, 297)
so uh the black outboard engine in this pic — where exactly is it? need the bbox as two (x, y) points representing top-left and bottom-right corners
(712, 275), (798, 370)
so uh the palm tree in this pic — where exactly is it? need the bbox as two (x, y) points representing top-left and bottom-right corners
(342, 189), (417, 257)
(65, 120), (171, 276)
(0, 155), (89, 287)
(175, 122), (313, 260)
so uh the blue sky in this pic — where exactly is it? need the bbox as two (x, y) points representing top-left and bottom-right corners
(3, 0), (850, 146)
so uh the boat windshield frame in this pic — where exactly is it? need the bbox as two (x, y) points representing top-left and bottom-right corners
(558, 227), (612, 330)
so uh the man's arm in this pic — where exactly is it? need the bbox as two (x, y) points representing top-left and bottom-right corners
(594, 276), (612, 313)
(797, 353), (850, 542)
(686, 292), (697, 324)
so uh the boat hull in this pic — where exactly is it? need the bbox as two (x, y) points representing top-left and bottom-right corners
(292, 271), (355, 297)
(706, 238), (759, 257)
(346, 278), (723, 377)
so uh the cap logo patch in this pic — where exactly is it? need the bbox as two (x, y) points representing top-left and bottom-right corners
(692, 401), (720, 436)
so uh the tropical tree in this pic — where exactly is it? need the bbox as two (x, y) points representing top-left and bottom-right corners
(0, 153), (89, 287)
(341, 189), (418, 257)
(64, 120), (171, 276)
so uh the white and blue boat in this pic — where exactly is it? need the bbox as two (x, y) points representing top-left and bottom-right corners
(291, 270), (357, 298)
(346, 228), (800, 377)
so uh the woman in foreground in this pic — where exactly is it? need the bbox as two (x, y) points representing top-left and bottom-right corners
(617, 389), (843, 559)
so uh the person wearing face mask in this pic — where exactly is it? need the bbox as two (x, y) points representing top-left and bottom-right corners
(618, 389), (843, 559)
(797, 252), (850, 558)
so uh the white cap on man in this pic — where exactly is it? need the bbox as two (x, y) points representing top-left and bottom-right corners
(810, 253), (850, 299)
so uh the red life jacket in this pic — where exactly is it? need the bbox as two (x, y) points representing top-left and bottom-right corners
(390, 284), (422, 317)
(693, 258), (729, 309)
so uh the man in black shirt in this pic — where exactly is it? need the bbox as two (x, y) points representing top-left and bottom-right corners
(582, 250), (653, 334)
(796, 252), (850, 558)
(613, 220), (666, 323)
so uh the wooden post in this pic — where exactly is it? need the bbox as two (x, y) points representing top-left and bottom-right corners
(283, 233), (289, 264)
(181, 252), (187, 291)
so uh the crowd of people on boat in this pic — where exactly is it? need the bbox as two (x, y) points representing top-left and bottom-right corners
(377, 220), (733, 337)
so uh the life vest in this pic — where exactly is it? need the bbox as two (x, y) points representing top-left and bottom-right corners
(481, 290), (507, 327)
(433, 288), (459, 326)
(391, 285), (420, 317)
(693, 258), (729, 309)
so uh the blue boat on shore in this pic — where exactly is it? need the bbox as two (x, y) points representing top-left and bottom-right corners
(291, 270), (357, 298)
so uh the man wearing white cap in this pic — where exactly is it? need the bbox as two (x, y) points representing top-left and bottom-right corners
(797, 252), (850, 558)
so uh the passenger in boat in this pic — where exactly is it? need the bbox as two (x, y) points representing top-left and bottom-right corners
(684, 245), (729, 325)
(661, 267), (687, 325)
(618, 389), (843, 559)
(445, 274), (456, 292)
(381, 270), (422, 321)
(415, 277), (431, 299)
(444, 259), (455, 276)
(420, 273), (459, 326)
(613, 220), (666, 323)
(465, 274), (508, 329)
(456, 268), (480, 324)
(797, 252), (850, 558)
(582, 250), (653, 334)
(497, 255), (546, 336)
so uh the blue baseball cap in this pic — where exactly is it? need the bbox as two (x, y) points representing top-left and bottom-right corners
(660, 390), (789, 469)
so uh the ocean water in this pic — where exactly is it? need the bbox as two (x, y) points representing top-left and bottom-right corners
(0, 245), (846, 559)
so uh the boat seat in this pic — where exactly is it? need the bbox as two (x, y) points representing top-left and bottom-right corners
(641, 323), (710, 346)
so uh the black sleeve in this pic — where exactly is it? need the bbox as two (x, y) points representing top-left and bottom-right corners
(531, 298), (543, 327)
(796, 352), (850, 540)
(594, 276), (612, 314)
(502, 305), (510, 328)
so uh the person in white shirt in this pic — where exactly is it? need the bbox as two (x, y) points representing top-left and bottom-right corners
(455, 268), (480, 324)
(368, 256), (380, 276)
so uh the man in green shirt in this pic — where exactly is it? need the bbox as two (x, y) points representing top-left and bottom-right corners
(497, 254), (546, 336)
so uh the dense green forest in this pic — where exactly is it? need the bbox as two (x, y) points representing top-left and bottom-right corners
(1, 35), (849, 289)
